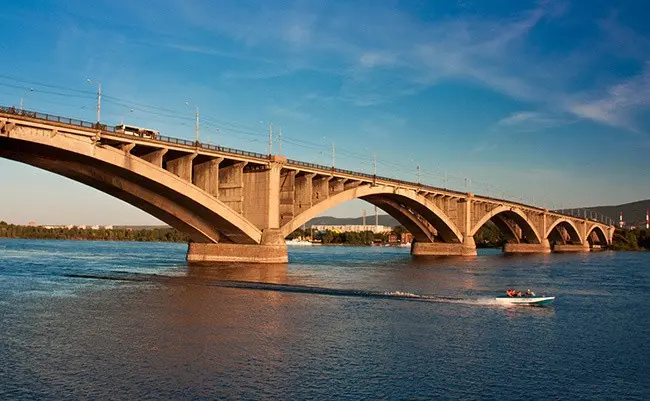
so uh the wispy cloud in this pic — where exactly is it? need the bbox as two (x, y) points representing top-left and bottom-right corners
(568, 63), (650, 133)
(267, 105), (313, 122)
(149, 1), (650, 134)
(496, 111), (575, 132)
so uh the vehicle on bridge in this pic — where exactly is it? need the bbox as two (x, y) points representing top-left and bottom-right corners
(115, 123), (159, 139)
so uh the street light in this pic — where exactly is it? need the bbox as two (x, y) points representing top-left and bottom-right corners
(120, 108), (135, 125)
(20, 88), (34, 111)
(364, 148), (377, 187)
(409, 158), (420, 185)
(321, 136), (335, 169)
(85, 79), (101, 123)
(258, 120), (274, 156)
(364, 148), (377, 176)
(184, 102), (200, 144)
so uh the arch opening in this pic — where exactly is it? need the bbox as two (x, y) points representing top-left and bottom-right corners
(586, 225), (609, 247)
(280, 184), (463, 243)
(546, 220), (582, 245)
(470, 206), (541, 244)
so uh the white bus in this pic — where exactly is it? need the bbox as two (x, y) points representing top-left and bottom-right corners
(115, 124), (159, 139)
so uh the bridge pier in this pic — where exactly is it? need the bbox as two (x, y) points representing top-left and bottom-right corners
(411, 236), (477, 257)
(186, 243), (288, 263)
(186, 228), (288, 264)
(503, 239), (551, 254)
(552, 243), (591, 252)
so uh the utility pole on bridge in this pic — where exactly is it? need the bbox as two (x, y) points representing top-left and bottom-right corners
(86, 79), (101, 124)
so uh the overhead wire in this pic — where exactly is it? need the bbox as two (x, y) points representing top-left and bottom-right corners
(0, 73), (529, 199)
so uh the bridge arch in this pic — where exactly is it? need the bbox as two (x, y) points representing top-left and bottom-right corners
(586, 225), (609, 246)
(0, 130), (262, 244)
(545, 218), (583, 244)
(279, 184), (464, 243)
(469, 205), (542, 244)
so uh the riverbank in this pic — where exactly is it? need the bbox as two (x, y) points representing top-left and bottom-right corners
(1, 221), (647, 250)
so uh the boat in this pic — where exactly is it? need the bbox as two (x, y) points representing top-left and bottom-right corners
(285, 239), (313, 246)
(495, 296), (555, 306)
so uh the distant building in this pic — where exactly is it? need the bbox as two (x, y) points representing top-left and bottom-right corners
(27, 221), (37, 227)
(400, 232), (413, 243)
(103, 225), (114, 230)
(311, 224), (392, 234)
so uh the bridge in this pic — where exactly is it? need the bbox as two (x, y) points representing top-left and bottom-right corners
(0, 106), (614, 263)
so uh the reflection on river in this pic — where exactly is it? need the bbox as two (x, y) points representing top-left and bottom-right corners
(0, 239), (648, 399)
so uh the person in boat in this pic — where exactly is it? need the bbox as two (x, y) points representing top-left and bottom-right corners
(506, 289), (516, 297)
(517, 291), (522, 297)
(525, 289), (536, 297)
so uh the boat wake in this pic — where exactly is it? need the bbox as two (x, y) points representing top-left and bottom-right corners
(64, 272), (513, 307)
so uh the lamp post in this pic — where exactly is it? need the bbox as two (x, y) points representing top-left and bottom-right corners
(321, 136), (335, 169)
(85, 79), (101, 123)
(185, 102), (200, 144)
(120, 108), (135, 125)
(409, 158), (421, 185)
(19, 88), (34, 111)
(364, 148), (377, 186)
(364, 148), (376, 176)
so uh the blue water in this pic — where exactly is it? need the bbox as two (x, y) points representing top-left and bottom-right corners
(1, 238), (648, 399)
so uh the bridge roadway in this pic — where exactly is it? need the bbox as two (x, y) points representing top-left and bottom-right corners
(0, 106), (614, 263)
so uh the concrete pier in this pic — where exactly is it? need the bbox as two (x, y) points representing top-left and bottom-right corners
(503, 239), (551, 254)
(187, 242), (288, 263)
(553, 244), (591, 252)
(411, 239), (477, 257)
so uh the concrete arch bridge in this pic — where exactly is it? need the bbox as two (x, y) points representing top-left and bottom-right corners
(0, 107), (613, 263)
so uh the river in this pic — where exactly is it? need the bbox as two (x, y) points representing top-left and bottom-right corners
(0, 239), (648, 399)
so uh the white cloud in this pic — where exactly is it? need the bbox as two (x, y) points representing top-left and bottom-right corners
(496, 111), (574, 131)
(157, 0), (650, 133)
(358, 51), (396, 68)
(568, 63), (650, 133)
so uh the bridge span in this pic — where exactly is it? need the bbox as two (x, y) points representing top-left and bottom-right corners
(0, 106), (614, 263)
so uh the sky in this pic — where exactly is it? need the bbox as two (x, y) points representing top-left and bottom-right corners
(1, 0), (649, 225)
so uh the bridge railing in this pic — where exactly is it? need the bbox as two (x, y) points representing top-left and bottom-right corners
(0, 106), (114, 132)
(1, 105), (611, 225)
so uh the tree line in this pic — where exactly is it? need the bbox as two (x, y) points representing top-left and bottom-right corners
(2, 220), (647, 250)
(0, 221), (189, 243)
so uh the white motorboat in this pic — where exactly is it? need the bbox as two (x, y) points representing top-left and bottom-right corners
(495, 296), (555, 306)
(285, 239), (313, 246)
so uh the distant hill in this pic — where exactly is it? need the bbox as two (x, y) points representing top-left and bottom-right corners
(581, 199), (650, 227)
(307, 214), (399, 227)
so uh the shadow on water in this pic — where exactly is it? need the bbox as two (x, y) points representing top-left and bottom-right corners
(64, 262), (555, 312)
(186, 262), (289, 283)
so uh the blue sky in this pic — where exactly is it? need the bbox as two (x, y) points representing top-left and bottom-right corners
(1, 0), (649, 225)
